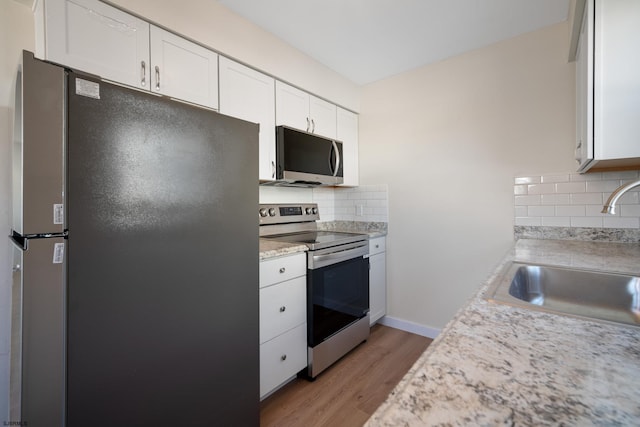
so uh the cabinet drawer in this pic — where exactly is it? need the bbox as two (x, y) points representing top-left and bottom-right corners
(369, 237), (386, 256)
(260, 324), (307, 398)
(260, 276), (306, 343)
(260, 253), (306, 288)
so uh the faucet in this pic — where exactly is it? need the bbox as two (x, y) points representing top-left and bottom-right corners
(601, 179), (640, 214)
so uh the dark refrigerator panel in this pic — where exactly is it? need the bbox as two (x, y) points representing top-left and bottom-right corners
(11, 237), (66, 426)
(12, 51), (65, 236)
(64, 75), (259, 426)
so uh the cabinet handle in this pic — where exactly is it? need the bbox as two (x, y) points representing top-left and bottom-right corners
(279, 306), (286, 312)
(281, 354), (287, 361)
(141, 61), (146, 87)
(306, 117), (310, 132)
(576, 141), (582, 149)
(271, 160), (276, 179)
(279, 267), (286, 274)
(155, 65), (160, 91)
(311, 119), (315, 133)
(375, 244), (379, 249)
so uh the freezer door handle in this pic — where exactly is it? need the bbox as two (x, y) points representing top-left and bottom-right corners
(10, 232), (27, 251)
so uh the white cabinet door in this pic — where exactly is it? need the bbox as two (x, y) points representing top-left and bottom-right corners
(368, 237), (386, 325)
(275, 81), (310, 131)
(309, 96), (337, 139)
(593, 0), (640, 160)
(150, 26), (218, 109)
(219, 57), (275, 181)
(260, 324), (307, 399)
(275, 81), (337, 138)
(337, 107), (359, 186)
(575, 0), (640, 171)
(575, 0), (593, 170)
(39, 0), (150, 90)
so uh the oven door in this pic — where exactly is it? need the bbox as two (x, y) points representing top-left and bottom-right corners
(307, 244), (369, 347)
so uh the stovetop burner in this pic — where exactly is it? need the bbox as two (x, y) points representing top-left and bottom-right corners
(263, 230), (367, 251)
(259, 203), (368, 250)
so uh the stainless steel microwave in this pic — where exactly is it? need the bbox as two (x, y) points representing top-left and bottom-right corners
(266, 126), (343, 187)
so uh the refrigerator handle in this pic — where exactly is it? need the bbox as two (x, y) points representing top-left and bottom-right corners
(10, 231), (27, 251)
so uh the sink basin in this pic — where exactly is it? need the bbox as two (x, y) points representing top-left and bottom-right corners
(486, 262), (640, 327)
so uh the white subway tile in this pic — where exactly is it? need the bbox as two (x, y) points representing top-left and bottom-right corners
(515, 195), (542, 206)
(586, 180), (623, 192)
(515, 217), (542, 226)
(556, 205), (586, 217)
(541, 174), (569, 183)
(514, 176), (541, 184)
(585, 205), (610, 216)
(603, 170), (639, 180)
(542, 217), (571, 227)
(514, 206), (528, 217)
(570, 172), (602, 181)
(570, 193), (603, 204)
(528, 206), (555, 217)
(603, 216), (640, 229)
(541, 194), (570, 205)
(556, 182), (586, 194)
(513, 185), (528, 195)
(571, 217), (603, 228)
(620, 204), (640, 217)
(616, 191), (639, 205)
(527, 183), (556, 194)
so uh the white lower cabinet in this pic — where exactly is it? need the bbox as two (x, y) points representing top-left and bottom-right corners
(259, 253), (307, 399)
(368, 237), (386, 325)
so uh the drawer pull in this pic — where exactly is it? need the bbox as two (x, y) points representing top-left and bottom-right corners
(279, 306), (286, 313)
(281, 354), (287, 361)
(279, 267), (286, 274)
(375, 244), (379, 248)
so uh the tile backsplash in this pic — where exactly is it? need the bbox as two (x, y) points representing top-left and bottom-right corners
(514, 170), (640, 229)
(313, 184), (389, 223)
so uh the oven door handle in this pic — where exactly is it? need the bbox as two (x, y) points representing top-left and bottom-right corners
(309, 244), (369, 269)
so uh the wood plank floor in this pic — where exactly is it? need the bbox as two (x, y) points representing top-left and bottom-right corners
(260, 324), (432, 427)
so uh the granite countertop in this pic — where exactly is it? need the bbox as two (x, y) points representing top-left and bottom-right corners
(259, 239), (307, 260)
(260, 221), (388, 260)
(365, 239), (640, 426)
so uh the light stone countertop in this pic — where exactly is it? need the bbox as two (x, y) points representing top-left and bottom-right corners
(259, 239), (307, 260)
(365, 239), (640, 426)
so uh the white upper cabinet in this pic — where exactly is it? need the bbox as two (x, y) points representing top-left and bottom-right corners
(149, 26), (218, 109)
(573, 0), (640, 171)
(35, 0), (218, 109)
(219, 57), (276, 181)
(337, 107), (359, 186)
(36, 0), (150, 90)
(275, 81), (337, 139)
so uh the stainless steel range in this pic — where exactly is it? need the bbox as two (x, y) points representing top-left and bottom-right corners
(259, 204), (370, 378)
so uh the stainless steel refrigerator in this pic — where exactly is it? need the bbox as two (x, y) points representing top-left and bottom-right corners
(9, 50), (260, 426)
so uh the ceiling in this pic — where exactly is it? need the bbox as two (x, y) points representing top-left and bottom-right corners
(217, 0), (571, 85)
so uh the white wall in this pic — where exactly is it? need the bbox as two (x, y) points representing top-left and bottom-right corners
(0, 1), (35, 421)
(359, 21), (577, 331)
(107, 0), (360, 112)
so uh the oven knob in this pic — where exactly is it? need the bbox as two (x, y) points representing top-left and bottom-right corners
(312, 207), (318, 214)
(268, 208), (276, 216)
(259, 208), (268, 217)
(305, 207), (312, 215)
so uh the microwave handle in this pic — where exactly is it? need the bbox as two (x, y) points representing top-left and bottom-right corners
(330, 140), (340, 177)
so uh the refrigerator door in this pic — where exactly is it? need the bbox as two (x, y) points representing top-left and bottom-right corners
(66, 74), (259, 426)
(13, 51), (65, 236)
(10, 237), (66, 426)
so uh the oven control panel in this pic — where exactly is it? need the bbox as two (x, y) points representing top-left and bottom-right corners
(259, 203), (319, 225)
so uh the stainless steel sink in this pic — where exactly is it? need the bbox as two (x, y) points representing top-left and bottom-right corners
(486, 262), (640, 327)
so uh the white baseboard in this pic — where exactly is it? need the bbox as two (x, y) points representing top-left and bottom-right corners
(377, 315), (441, 339)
